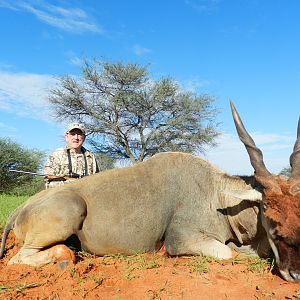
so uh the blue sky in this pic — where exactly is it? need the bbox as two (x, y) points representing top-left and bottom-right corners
(0, 0), (299, 175)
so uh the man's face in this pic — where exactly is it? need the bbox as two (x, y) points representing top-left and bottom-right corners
(65, 129), (85, 150)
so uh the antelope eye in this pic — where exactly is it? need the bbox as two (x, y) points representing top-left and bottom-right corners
(274, 235), (283, 242)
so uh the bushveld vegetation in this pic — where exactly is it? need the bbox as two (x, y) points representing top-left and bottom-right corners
(0, 137), (45, 195)
(49, 60), (219, 163)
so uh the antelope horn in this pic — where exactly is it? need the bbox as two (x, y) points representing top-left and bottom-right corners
(230, 101), (281, 193)
(288, 117), (300, 194)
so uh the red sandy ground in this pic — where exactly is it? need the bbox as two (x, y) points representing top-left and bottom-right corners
(0, 232), (300, 300)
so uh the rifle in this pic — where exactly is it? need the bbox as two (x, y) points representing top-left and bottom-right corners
(8, 169), (81, 182)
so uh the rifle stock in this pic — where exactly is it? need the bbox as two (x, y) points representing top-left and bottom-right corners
(46, 175), (79, 182)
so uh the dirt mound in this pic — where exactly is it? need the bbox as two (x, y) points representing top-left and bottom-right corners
(0, 232), (299, 299)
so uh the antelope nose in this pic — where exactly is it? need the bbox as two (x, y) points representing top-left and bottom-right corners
(290, 270), (300, 282)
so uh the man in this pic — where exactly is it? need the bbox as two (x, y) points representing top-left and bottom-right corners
(44, 123), (99, 188)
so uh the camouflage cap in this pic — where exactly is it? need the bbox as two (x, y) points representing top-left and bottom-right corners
(66, 123), (86, 135)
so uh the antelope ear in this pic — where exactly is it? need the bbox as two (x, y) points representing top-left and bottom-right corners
(222, 189), (263, 202)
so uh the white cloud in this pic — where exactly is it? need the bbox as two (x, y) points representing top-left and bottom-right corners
(65, 51), (84, 66)
(185, 0), (221, 13)
(133, 44), (152, 56)
(181, 76), (210, 93)
(69, 56), (83, 66)
(0, 70), (56, 120)
(0, 0), (103, 34)
(203, 132), (294, 176)
(0, 121), (17, 133)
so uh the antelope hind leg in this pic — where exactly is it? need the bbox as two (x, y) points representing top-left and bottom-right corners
(8, 244), (75, 268)
(9, 190), (87, 267)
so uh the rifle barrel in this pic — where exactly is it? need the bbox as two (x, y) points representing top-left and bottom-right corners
(8, 169), (46, 176)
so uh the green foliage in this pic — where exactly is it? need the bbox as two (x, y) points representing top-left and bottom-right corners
(279, 166), (291, 177)
(10, 177), (45, 196)
(0, 138), (45, 194)
(94, 152), (115, 171)
(0, 194), (28, 228)
(49, 59), (219, 163)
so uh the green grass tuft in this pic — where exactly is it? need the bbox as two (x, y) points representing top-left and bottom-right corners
(0, 193), (28, 229)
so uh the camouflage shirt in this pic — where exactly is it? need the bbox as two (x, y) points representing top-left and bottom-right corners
(44, 146), (99, 187)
